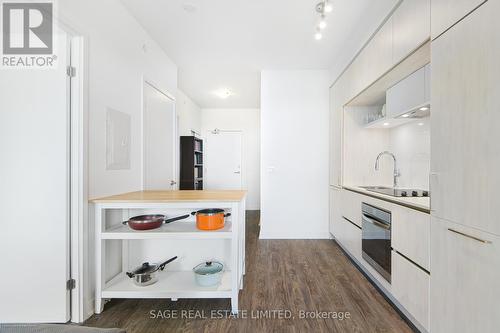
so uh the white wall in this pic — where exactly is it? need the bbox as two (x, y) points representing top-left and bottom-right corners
(177, 89), (202, 136)
(201, 109), (261, 210)
(60, 0), (178, 199)
(389, 118), (430, 190)
(59, 0), (178, 320)
(260, 70), (330, 239)
(343, 111), (430, 190)
(343, 107), (393, 187)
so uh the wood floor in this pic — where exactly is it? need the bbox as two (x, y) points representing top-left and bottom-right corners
(84, 211), (413, 333)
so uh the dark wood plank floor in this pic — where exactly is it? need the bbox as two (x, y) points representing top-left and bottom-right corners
(84, 211), (412, 332)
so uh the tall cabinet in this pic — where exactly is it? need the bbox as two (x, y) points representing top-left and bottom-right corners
(430, 0), (500, 331)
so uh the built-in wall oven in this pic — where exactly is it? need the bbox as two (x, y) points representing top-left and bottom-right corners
(362, 203), (392, 283)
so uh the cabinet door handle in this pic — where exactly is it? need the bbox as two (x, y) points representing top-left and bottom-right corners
(447, 228), (492, 244)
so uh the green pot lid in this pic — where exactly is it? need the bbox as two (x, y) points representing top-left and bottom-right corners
(193, 261), (223, 275)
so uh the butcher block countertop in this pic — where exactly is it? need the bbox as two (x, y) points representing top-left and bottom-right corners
(90, 190), (247, 203)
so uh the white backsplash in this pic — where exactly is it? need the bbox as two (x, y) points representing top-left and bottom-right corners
(388, 118), (430, 190)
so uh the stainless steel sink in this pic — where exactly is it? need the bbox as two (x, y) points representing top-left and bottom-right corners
(360, 186), (429, 197)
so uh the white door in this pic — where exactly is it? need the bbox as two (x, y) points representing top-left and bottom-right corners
(205, 131), (242, 190)
(0, 27), (71, 322)
(143, 82), (177, 190)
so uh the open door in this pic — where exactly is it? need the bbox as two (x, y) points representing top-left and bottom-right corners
(0, 26), (71, 322)
(143, 82), (177, 190)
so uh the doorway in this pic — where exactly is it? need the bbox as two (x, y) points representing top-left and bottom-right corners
(204, 130), (243, 190)
(142, 82), (177, 190)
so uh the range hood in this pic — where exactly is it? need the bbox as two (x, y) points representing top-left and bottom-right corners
(395, 104), (430, 119)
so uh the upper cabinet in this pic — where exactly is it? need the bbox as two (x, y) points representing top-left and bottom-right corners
(386, 64), (430, 119)
(431, 0), (500, 235)
(431, 0), (487, 39)
(333, 0), (431, 106)
(347, 18), (394, 102)
(393, 0), (431, 64)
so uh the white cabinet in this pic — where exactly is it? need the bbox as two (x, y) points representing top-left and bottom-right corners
(342, 17), (393, 103)
(431, 0), (500, 235)
(329, 186), (342, 236)
(386, 64), (430, 119)
(340, 190), (362, 227)
(424, 63), (431, 102)
(336, 216), (362, 262)
(392, 0), (430, 64)
(430, 217), (500, 333)
(392, 251), (429, 331)
(391, 207), (430, 271)
(431, 0), (487, 40)
(329, 84), (343, 187)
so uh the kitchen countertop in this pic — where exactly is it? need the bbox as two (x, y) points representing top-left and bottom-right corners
(90, 190), (247, 203)
(343, 185), (430, 213)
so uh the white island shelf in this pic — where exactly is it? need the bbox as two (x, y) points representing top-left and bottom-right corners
(91, 190), (246, 314)
(102, 221), (233, 240)
(102, 271), (232, 299)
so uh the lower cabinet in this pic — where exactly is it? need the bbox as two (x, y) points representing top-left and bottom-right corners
(392, 207), (430, 271)
(329, 187), (342, 236)
(340, 189), (362, 226)
(392, 251), (430, 331)
(430, 217), (500, 333)
(337, 216), (362, 261)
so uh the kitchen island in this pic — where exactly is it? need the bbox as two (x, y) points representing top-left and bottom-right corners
(91, 190), (246, 314)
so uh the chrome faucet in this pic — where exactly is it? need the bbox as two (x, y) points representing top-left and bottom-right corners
(375, 151), (400, 188)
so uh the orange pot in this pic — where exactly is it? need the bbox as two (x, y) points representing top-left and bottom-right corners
(191, 209), (231, 230)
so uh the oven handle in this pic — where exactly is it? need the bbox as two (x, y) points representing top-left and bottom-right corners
(362, 214), (390, 230)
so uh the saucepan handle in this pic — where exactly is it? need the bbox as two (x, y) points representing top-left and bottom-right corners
(158, 256), (178, 271)
(163, 214), (190, 224)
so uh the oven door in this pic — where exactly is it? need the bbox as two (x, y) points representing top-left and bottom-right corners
(362, 213), (391, 282)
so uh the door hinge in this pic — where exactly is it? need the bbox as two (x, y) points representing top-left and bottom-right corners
(67, 279), (76, 290)
(66, 66), (76, 77)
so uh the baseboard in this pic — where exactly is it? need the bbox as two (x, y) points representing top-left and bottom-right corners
(259, 231), (331, 239)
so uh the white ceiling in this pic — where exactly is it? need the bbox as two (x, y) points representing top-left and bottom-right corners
(121, 0), (398, 108)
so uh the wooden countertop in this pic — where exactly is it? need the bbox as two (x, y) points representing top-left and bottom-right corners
(90, 190), (247, 203)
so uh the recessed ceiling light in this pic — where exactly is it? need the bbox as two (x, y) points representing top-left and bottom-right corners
(214, 88), (233, 99)
(418, 122), (424, 126)
(419, 106), (429, 111)
(401, 114), (410, 118)
(182, 3), (198, 13)
(383, 122), (390, 126)
(314, 31), (323, 40)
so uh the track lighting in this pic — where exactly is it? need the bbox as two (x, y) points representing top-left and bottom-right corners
(324, 2), (333, 13)
(318, 16), (327, 30)
(314, 1), (332, 40)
